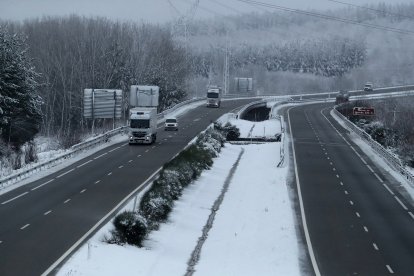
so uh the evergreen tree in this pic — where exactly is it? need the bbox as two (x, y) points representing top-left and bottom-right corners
(0, 27), (42, 150)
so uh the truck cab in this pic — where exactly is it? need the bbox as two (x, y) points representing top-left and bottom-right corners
(206, 86), (222, 108)
(129, 107), (157, 145)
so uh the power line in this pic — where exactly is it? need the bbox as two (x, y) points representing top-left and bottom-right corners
(178, 0), (227, 17)
(234, 0), (414, 36)
(326, 0), (414, 21)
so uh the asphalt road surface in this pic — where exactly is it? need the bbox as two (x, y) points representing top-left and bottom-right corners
(0, 99), (253, 276)
(288, 102), (414, 276)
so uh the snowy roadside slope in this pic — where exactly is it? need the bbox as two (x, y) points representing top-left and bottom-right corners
(194, 143), (300, 276)
(228, 118), (282, 138)
(57, 142), (299, 276)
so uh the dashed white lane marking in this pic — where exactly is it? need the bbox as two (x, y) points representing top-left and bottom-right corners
(118, 165), (123, 169)
(327, 157), (330, 160)
(386, 265), (394, 274)
(409, 212), (414, 220)
(366, 165), (375, 173)
(94, 153), (107, 159)
(107, 172), (112, 176)
(363, 226), (369, 232)
(31, 179), (55, 191)
(80, 189), (86, 194)
(94, 180), (101, 184)
(383, 183), (395, 195)
(137, 154), (141, 157)
(20, 224), (30, 230)
(373, 243), (379, 250)
(145, 149), (149, 153)
(128, 160), (133, 163)
(373, 173), (384, 183)
(340, 181), (344, 186)
(394, 196), (408, 210)
(44, 210), (52, 215)
(64, 199), (71, 204)
(344, 190), (348, 195)
(152, 146), (156, 149)
(333, 168), (336, 171)
(349, 200), (354, 206)
(77, 160), (93, 168)
(356, 212), (361, 218)
(0, 241), (2, 244)
(336, 174), (340, 178)
(2, 192), (29, 205)
(325, 152), (328, 155)
(329, 162), (333, 165)
(56, 168), (75, 178)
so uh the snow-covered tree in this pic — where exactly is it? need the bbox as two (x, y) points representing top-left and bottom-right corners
(0, 27), (42, 151)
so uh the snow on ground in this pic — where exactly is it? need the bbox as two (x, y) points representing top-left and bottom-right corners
(194, 143), (299, 276)
(57, 142), (300, 276)
(58, 143), (300, 276)
(228, 118), (282, 139)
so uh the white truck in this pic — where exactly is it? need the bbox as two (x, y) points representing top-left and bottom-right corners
(128, 85), (159, 145)
(206, 86), (222, 107)
(128, 107), (157, 144)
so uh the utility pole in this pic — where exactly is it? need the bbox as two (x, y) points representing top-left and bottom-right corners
(223, 34), (230, 96)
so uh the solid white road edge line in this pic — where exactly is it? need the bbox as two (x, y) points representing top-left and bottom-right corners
(1, 191), (29, 205)
(31, 179), (55, 191)
(76, 160), (93, 168)
(41, 166), (163, 276)
(56, 169), (75, 179)
(287, 106), (321, 276)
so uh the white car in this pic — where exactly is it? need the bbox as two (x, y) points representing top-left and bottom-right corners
(364, 82), (373, 91)
(164, 117), (178, 131)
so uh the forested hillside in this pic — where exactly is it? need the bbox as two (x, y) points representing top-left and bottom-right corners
(1, 3), (414, 166)
(182, 3), (414, 96)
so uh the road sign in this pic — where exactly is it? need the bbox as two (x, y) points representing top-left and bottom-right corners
(353, 107), (375, 116)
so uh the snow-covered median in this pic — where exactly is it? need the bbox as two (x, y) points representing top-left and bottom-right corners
(58, 142), (300, 276)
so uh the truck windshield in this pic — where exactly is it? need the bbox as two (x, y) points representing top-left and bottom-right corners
(166, 119), (176, 123)
(130, 119), (150, 129)
(207, 92), (219, 98)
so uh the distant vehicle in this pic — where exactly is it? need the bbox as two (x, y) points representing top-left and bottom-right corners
(164, 117), (178, 131)
(335, 90), (350, 105)
(206, 85), (222, 108)
(364, 82), (374, 91)
(128, 107), (157, 144)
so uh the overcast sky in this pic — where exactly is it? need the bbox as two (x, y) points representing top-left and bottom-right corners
(1, 0), (413, 23)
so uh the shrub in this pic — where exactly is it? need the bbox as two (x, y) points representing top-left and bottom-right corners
(111, 211), (148, 247)
(111, 124), (227, 246)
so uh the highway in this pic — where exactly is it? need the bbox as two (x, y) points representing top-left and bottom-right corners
(288, 102), (414, 275)
(0, 99), (253, 276)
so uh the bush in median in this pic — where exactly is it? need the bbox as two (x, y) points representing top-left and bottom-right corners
(110, 126), (226, 246)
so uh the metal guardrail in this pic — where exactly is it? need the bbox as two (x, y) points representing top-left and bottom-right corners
(332, 108), (414, 187)
(0, 98), (207, 191)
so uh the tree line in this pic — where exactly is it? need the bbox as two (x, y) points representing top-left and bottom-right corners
(1, 16), (189, 150)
